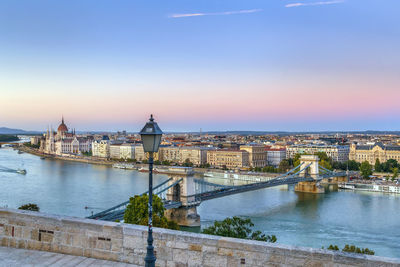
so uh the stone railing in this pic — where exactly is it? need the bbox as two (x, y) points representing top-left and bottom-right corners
(1, 208), (399, 266)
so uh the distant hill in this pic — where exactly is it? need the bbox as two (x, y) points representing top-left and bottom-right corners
(0, 127), (41, 135)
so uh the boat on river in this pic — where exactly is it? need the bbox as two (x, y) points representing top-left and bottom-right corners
(16, 169), (27, 175)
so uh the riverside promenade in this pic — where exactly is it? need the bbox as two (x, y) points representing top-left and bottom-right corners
(0, 246), (138, 267)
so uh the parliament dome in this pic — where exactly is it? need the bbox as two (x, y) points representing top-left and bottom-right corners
(57, 117), (68, 132)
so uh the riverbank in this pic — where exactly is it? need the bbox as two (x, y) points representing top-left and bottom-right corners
(17, 145), (114, 166)
(15, 145), (283, 177)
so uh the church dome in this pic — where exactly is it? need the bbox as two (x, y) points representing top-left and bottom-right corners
(57, 117), (68, 132)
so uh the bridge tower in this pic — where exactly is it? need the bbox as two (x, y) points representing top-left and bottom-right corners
(299, 155), (320, 179)
(295, 155), (325, 194)
(164, 167), (200, 227)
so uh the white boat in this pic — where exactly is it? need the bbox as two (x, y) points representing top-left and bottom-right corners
(16, 169), (27, 175)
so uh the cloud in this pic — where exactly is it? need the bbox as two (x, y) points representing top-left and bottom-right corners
(169, 9), (262, 18)
(285, 0), (344, 8)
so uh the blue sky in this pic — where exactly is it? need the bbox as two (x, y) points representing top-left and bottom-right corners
(0, 0), (399, 132)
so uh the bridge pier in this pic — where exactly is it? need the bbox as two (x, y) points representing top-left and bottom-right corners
(165, 206), (200, 227)
(295, 181), (325, 194)
(164, 167), (201, 227)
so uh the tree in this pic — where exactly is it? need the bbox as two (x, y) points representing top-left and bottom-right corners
(162, 160), (171, 166)
(320, 159), (332, 171)
(381, 159), (399, 173)
(18, 203), (39, 211)
(360, 161), (373, 179)
(293, 153), (303, 167)
(315, 152), (330, 162)
(347, 160), (361, 171)
(202, 216), (277, 243)
(183, 159), (193, 167)
(278, 159), (291, 172)
(374, 159), (382, 172)
(124, 194), (179, 230)
(262, 166), (278, 173)
(392, 167), (399, 181)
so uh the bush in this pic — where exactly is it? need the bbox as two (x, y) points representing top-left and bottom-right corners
(202, 216), (276, 243)
(18, 203), (39, 212)
(327, 244), (374, 255)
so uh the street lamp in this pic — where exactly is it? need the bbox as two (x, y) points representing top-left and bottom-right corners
(139, 114), (163, 267)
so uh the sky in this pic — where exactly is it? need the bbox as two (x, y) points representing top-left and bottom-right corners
(1, 0), (399, 132)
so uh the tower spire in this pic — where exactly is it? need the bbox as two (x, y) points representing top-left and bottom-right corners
(62, 115), (64, 124)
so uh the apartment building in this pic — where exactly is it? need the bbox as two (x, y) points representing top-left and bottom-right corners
(266, 148), (286, 167)
(239, 145), (267, 168)
(207, 149), (249, 169)
(92, 138), (110, 158)
(286, 144), (349, 162)
(159, 146), (208, 165)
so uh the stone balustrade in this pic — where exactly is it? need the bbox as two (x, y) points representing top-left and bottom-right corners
(1, 208), (399, 266)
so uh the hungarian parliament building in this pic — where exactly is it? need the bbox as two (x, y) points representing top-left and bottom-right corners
(39, 117), (91, 155)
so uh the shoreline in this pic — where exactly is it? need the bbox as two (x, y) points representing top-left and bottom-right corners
(17, 145), (114, 166)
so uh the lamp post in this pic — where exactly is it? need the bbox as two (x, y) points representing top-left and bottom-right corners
(139, 114), (163, 267)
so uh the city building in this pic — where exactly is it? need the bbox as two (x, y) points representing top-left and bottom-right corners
(206, 149), (249, 169)
(286, 144), (349, 162)
(159, 147), (208, 166)
(239, 145), (267, 168)
(109, 144), (122, 159)
(349, 143), (400, 164)
(39, 117), (91, 155)
(266, 148), (286, 167)
(134, 145), (160, 161)
(92, 136), (110, 158)
(120, 143), (135, 160)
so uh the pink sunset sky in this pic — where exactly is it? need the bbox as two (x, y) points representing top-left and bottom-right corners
(1, 0), (399, 132)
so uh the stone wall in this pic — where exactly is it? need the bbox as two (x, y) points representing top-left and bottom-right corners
(1, 208), (399, 267)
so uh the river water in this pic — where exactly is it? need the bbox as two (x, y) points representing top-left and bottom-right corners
(1, 147), (399, 258)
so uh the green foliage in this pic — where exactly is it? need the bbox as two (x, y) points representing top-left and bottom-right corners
(18, 203), (39, 211)
(343, 245), (375, 255)
(293, 153), (303, 167)
(262, 166), (278, 173)
(374, 159), (399, 173)
(320, 159), (332, 170)
(327, 245), (339, 251)
(0, 135), (19, 142)
(374, 159), (382, 172)
(327, 244), (375, 255)
(154, 160), (161, 165)
(360, 161), (373, 179)
(124, 194), (179, 230)
(278, 159), (291, 172)
(347, 160), (361, 171)
(24, 142), (40, 149)
(253, 167), (262, 172)
(315, 152), (330, 162)
(202, 216), (277, 243)
(183, 158), (193, 167)
(162, 160), (171, 166)
(392, 167), (399, 181)
(199, 163), (211, 168)
(81, 151), (92, 157)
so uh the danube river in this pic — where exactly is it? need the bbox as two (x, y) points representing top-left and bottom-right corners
(1, 147), (399, 258)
